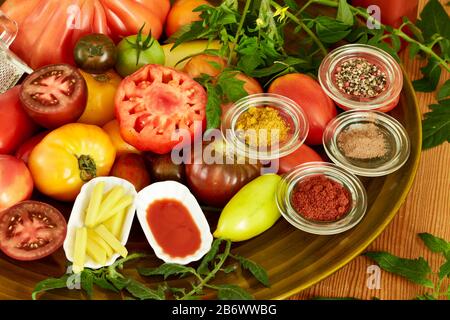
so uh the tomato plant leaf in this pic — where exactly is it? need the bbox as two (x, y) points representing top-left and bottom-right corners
(413, 58), (442, 92)
(125, 279), (166, 300)
(197, 238), (223, 275)
(138, 263), (196, 279)
(232, 254), (270, 287)
(418, 232), (450, 255)
(437, 80), (450, 101)
(216, 284), (254, 300)
(365, 252), (434, 288)
(283, 0), (299, 11)
(314, 16), (352, 44)
(32, 275), (70, 300)
(416, 293), (437, 300)
(416, 0), (450, 42)
(80, 270), (94, 299)
(337, 0), (354, 26)
(93, 274), (118, 292)
(204, 82), (222, 130)
(217, 71), (248, 102)
(408, 43), (421, 59)
(439, 260), (450, 280)
(422, 99), (450, 149)
(106, 275), (129, 290)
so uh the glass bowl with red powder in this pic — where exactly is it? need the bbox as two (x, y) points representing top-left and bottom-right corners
(318, 44), (403, 112)
(276, 162), (367, 235)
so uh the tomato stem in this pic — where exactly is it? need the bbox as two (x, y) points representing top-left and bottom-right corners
(77, 155), (97, 182)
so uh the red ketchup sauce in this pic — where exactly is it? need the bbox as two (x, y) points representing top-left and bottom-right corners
(146, 199), (201, 258)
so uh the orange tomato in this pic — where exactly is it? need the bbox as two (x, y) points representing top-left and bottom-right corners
(165, 0), (210, 37)
(183, 54), (226, 79)
(103, 120), (140, 156)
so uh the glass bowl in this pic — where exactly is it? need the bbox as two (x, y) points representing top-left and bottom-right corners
(323, 110), (410, 177)
(221, 93), (309, 161)
(318, 44), (403, 111)
(276, 162), (367, 235)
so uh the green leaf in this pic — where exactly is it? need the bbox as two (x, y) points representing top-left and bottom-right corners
(216, 284), (254, 300)
(197, 238), (223, 275)
(32, 275), (70, 300)
(222, 265), (237, 274)
(439, 260), (450, 280)
(92, 274), (118, 292)
(438, 80), (450, 101)
(233, 255), (270, 287)
(80, 270), (94, 299)
(416, 293), (437, 300)
(205, 83), (222, 130)
(416, 0), (450, 42)
(217, 71), (248, 102)
(125, 279), (166, 300)
(422, 99), (450, 149)
(389, 34), (401, 52)
(337, 0), (354, 26)
(283, 0), (299, 11)
(418, 233), (450, 255)
(448, 285), (450, 300)
(315, 16), (352, 43)
(107, 275), (129, 291)
(408, 43), (421, 59)
(138, 263), (196, 279)
(413, 58), (442, 92)
(249, 56), (308, 78)
(365, 252), (434, 288)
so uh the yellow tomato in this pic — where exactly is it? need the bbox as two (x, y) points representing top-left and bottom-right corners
(29, 123), (116, 201)
(77, 70), (122, 126)
(102, 120), (140, 156)
(162, 40), (221, 70)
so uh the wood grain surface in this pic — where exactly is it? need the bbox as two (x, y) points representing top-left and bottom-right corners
(291, 0), (450, 300)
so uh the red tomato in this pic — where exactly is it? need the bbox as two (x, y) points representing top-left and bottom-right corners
(110, 153), (151, 191)
(20, 64), (88, 129)
(277, 144), (323, 174)
(268, 73), (337, 145)
(1, 0), (163, 69)
(166, 0), (210, 37)
(15, 131), (48, 165)
(0, 155), (34, 212)
(0, 201), (67, 261)
(115, 64), (207, 154)
(0, 87), (38, 155)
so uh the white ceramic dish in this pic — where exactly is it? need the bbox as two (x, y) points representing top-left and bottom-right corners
(136, 181), (213, 265)
(63, 177), (138, 269)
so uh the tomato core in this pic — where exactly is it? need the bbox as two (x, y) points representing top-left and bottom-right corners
(31, 70), (76, 106)
(146, 199), (201, 258)
(77, 155), (97, 182)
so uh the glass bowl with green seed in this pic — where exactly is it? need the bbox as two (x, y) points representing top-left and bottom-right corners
(323, 110), (410, 177)
(318, 44), (403, 112)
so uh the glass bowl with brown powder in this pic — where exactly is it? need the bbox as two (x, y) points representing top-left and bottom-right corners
(323, 110), (410, 177)
(221, 93), (309, 161)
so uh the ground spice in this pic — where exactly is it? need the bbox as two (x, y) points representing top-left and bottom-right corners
(236, 106), (289, 147)
(334, 57), (387, 98)
(291, 175), (351, 222)
(337, 123), (388, 160)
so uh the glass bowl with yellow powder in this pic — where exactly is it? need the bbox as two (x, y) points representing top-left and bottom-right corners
(323, 110), (410, 177)
(221, 93), (309, 161)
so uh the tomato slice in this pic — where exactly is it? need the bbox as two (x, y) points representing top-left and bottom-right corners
(115, 64), (207, 154)
(20, 64), (87, 129)
(0, 201), (67, 261)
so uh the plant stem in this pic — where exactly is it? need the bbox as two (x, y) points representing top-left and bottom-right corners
(181, 240), (232, 300)
(271, 1), (328, 56)
(227, 0), (251, 65)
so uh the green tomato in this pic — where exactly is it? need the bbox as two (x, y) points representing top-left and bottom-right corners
(214, 174), (282, 242)
(115, 35), (165, 77)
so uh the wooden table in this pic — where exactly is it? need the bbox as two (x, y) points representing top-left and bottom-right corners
(291, 0), (450, 300)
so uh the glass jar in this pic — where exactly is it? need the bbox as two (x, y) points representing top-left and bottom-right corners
(276, 162), (367, 235)
(221, 93), (309, 161)
(318, 44), (403, 112)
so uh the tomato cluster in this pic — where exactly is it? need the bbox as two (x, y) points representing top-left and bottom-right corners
(0, 0), (397, 265)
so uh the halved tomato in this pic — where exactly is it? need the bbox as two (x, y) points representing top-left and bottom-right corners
(20, 64), (87, 129)
(0, 201), (67, 261)
(115, 64), (207, 154)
